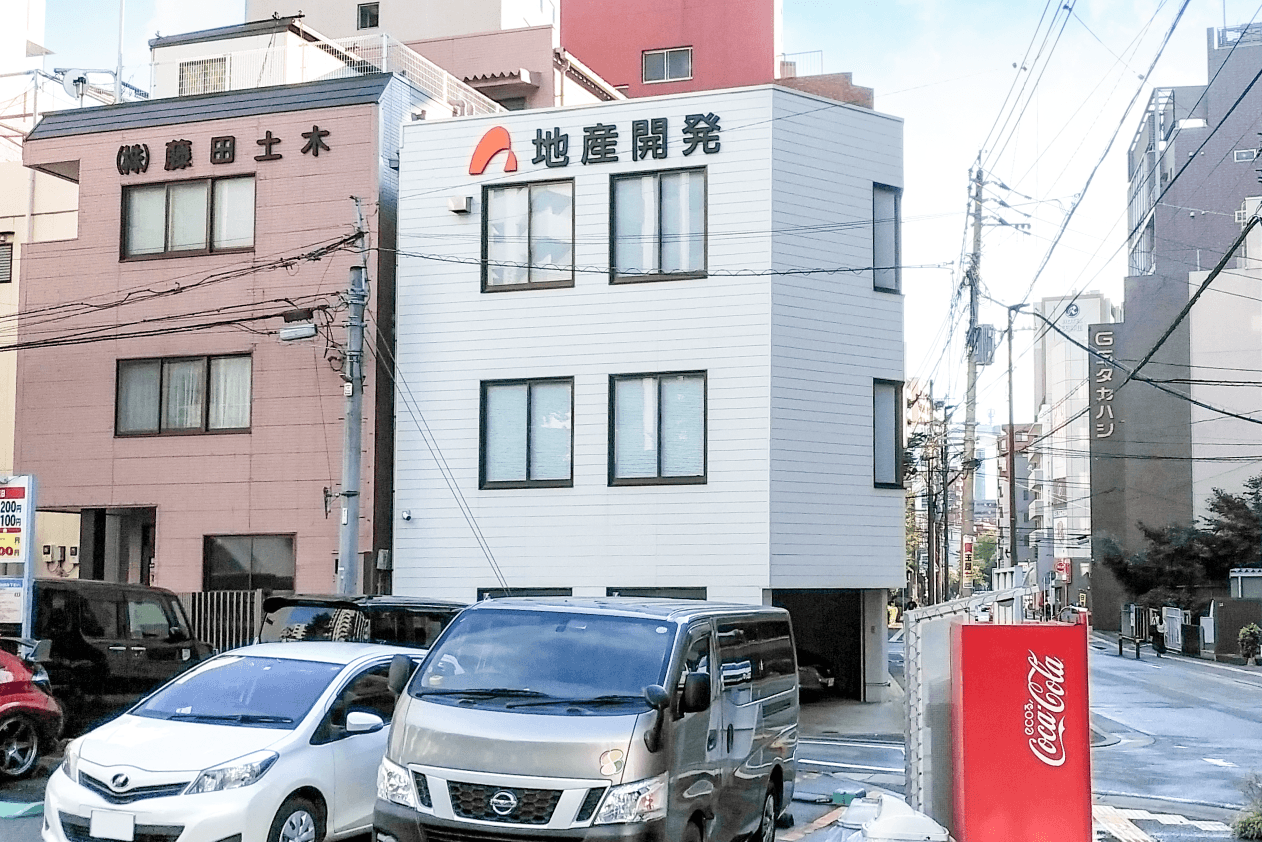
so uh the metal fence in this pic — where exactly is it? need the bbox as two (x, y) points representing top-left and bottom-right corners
(178, 589), (264, 653)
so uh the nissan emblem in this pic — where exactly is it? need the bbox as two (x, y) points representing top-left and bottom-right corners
(489, 790), (518, 816)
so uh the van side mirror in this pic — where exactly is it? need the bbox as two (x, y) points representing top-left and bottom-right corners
(680, 673), (711, 714)
(642, 684), (670, 753)
(643, 684), (670, 710)
(388, 653), (415, 695)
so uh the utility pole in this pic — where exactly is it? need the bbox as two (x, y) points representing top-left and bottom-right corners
(940, 418), (951, 602)
(960, 167), (984, 598)
(925, 382), (937, 605)
(1006, 305), (1023, 578)
(336, 199), (370, 595)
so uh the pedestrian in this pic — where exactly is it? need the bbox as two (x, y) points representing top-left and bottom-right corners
(1151, 615), (1167, 657)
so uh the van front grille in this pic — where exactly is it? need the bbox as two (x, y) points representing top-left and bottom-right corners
(422, 826), (571, 842)
(446, 781), (561, 824)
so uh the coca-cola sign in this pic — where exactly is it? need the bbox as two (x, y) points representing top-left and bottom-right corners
(952, 623), (1092, 841)
(1025, 650), (1067, 766)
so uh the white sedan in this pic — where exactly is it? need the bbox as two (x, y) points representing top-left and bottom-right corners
(44, 642), (423, 842)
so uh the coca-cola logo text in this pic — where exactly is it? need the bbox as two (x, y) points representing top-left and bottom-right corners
(1023, 650), (1067, 767)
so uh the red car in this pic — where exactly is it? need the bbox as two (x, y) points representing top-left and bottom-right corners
(0, 645), (63, 780)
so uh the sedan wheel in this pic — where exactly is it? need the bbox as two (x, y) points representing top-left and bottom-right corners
(269, 796), (324, 842)
(0, 715), (40, 780)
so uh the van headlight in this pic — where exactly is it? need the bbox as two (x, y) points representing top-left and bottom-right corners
(593, 773), (668, 824)
(377, 756), (419, 810)
(186, 751), (278, 794)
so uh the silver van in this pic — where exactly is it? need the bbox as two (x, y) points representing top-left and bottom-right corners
(375, 598), (798, 842)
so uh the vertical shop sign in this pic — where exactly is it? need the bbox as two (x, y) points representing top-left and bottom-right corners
(0, 476), (37, 638)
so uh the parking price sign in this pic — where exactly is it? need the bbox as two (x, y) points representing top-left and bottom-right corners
(0, 476), (37, 638)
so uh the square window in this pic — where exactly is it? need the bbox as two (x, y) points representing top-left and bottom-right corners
(642, 47), (692, 83)
(610, 372), (706, 485)
(204, 534), (295, 591)
(873, 184), (901, 292)
(483, 180), (574, 290)
(122, 176), (254, 259)
(612, 169), (705, 282)
(116, 355), (251, 436)
(358, 2), (380, 29)
(481, 378), (573, 488)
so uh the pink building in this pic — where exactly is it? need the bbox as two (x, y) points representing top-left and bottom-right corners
(560, 0), (781, 97)
(17, 74), (422, 595)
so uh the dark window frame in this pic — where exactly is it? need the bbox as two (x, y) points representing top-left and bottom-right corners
(0, 239), (11, 284)
(202, 533), (297, 592)
(481, 178), (576, 292)
(873, 378), (904, 489)
(873, 183), (901, 293)
(114, 353), (252, 437)
(120, 175), (256, 262)
(479, 377), (575, 489)
(608, 370), (708, 487)
(357, 2), (380, 29)
(609, 168), (708, 284)
(642, 47), (693, 84)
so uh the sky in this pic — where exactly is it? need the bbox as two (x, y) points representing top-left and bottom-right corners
(39, 0), (1262, 441)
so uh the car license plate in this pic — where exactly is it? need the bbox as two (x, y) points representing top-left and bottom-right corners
(90, 810), (135, 842)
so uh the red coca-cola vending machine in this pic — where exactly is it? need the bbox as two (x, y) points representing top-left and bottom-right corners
(951, 622), (1092, 841)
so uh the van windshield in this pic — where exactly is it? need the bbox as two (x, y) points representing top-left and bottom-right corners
(412, 609), (676, 712)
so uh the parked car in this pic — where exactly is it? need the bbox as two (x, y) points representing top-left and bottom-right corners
(257, 594), (465, 649)
(376, 598), (798, 842)
(796, 648), (837, 698)
(0, 642), (63, 780)
(45, 641), (425, 842)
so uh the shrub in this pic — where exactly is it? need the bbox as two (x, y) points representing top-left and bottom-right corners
(1233, 811), (1262, 839)
(1240, 623), (1262, 662)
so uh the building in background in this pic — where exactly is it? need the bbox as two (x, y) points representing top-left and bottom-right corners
(393, 85), (904, 700)
(997, 423), (1039, 575)
(1092, 24), (1262, 629)
(1031, 293), (1115, 613)
(17, 18), (500, 593)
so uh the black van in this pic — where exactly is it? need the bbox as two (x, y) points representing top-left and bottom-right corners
(257, 594), (465, 648)
(0, 579), (212, 733)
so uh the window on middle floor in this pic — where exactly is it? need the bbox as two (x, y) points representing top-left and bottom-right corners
(123, 176), (255, 259)
(116, 354), (251, 436)
(610, 372), (706, 485)
(357, 2), (380, 29)
(643, 47), (692, 83)
(483, 180), (574, 290)
(612, 169), (706, 282)
(873, 183), (901, 292)
(481, 378), (573, 488)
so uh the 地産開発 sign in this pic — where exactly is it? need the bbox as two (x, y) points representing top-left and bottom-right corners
(469, 112), (723, 176)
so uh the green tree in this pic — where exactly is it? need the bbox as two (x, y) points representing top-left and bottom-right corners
(972, 532), (998, 588)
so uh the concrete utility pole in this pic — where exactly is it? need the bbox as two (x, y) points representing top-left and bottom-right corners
(959, 167), (984, 598)
(925, 382), (937, 605)
(336, 199), (370, 595)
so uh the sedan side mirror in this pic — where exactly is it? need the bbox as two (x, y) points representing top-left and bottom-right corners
(346, 710), (385, 734)
(388, 653), (415, 695)
(680, 672), (711, 714)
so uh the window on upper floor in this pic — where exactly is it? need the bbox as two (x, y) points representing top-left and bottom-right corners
(481, 378), (573, 488)
(483, 180), (574, 290)
(643, 47), (692, 83)
(357, 2), (380, 29)
(1236, 149), (1258, 163)
(874, 379), (903, 487)
(116, 354), (251, 436)
(873, 183), (901, 292)
(0, 234), (11, 284)
(610, 372), (706, 485)
(612, 169), (705, 282)
(122, 176), (254, 259)
(178, 57), (227, 96)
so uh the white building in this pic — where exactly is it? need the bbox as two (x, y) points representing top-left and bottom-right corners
(393, 84), (904, 700)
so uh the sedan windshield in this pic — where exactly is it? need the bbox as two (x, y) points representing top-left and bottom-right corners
(131, 655), (343, 728)
(412, 609), (676, 712)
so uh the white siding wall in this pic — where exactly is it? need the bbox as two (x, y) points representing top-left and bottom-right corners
(768, 91), (905, 588)
(394, 88), (779, 603)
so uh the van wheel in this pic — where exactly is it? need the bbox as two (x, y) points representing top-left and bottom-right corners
(683, 819), (703, 842)
(0, 714), (40, 780)
(268, 795), (325, 842)
(756, 788), (777, 842)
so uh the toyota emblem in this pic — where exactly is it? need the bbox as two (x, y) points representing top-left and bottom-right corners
(489, 790), (518, 816)
(110, 773), (130, 791)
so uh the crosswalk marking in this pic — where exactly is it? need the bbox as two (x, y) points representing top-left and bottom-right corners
(1091, 805), (1233, 839)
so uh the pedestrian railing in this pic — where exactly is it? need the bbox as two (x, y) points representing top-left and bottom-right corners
(177, 589), (264, 653)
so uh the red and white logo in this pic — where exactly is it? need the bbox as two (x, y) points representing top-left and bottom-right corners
(469, 126), (518, 176)
(1024, 649), (1068, 767)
